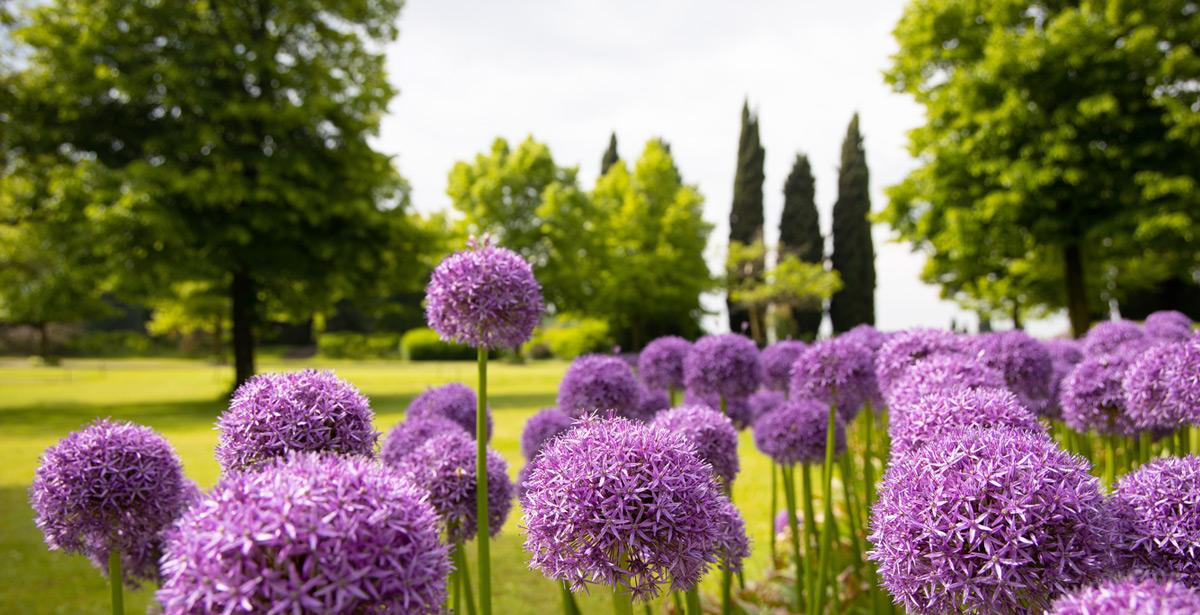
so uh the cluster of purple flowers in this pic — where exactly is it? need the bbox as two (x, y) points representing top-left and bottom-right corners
(381, 414), (466, 467)
(637, 335), (691, 392)
(396, 431), (513, 544)
(557, 354), (641, 418)
(406, 381), (493, 440)
(1110, 456), (1200, 586)
(753, 398), (845, 466)
(887, 387), (1045, 457)
(789, 336), (877, 419)
(684, 334), (762, 401)
(651, 404), (740, 485)
(1048, 576), (1200, 614)
(759, 340), (806, 391)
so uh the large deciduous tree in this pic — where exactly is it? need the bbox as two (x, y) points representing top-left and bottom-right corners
(4, 0), (414, 386)
(829, 114), (876, 332)
(778, 153), (825, 339)
(727, 100), (766, 335)
(883, 0), (1199, 336)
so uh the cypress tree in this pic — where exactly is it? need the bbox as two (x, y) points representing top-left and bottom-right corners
(601, 132), (619, 175)
(829, 113), (876, 331)
(779, 153), (824, 339)
(727, 99), (766, 334)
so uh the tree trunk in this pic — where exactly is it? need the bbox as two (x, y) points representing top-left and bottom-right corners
(213, 313), (225, 365)
(231, 268), (257, 388)
(1063, 243), (1091, 338)
(747, 305), (763, 346)
(1011, 302), (1023, 331)
(37, 322), (51, 363)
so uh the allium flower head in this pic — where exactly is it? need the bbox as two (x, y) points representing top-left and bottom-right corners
(558, 354), (640, 418)
(31, 419), (196, 585)
(522, 416), (725, 601)
(424, 236), (543, 349)
(1144, 310), (1193, 342)
(760, 340), (807, 391)
(1044, 338), (1085, 366)
(875, 328), (967, 399)
(884, 353), (1006, 410)
(683, 389), (755, 430)
(868, 427), (1114, 614)
(157, 453), (449, 614)
(638, 336), (692, 391)
(887, 387), (1045, 457)
(651, 405), (740, 485)
(712, 497), (751, 573)
(968, 330), (1055, 414)
(1061, 353), (1138, 436)
(1123, 342), (1200, 430)
(752, 398), (845, 466)
(381, 415), (466, 467)
(789, 336), (877, 420)
(407, 382), (492, 441)
(748, 389), (786, 423)
(397, 431), (513, 544)
(1084, 320), (1149, 356)
(843, 323), (888, 352)
(1111, 456), (1200, 586)
(1044, 338), (1085, 419)
(630, 385), (670, 422)
(521, 407), (575, 460)
(1048, 576), (1200, 615)
(683, 334), (762, 400)
(216, 369), (378, 472)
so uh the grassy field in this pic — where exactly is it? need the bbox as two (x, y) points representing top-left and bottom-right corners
(0, 357), (782, 614)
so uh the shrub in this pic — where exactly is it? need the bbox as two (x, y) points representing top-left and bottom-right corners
(535, 316), (611, 360)
(400, 328), (475, 361)
(318, 332), (400, 359)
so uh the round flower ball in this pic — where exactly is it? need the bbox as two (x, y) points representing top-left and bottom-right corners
(31, 419), (197, 585)
(157, 453), (449, 614)
(868, 427), (1114, 614)
(631, 385), (670, 422)
(1123, 342), (1198, 431)
(652, 405), (740, 485)
(753, 398), (846, 466)
(424, 236), (543, 349)
(381, 415), (466, 467)
(1048, 576), (1200, 615)
(760, 340), (807, 391)
(521, 407), (575, 460)
(1111, 456), (1200, 586)
(712, 497), (751, 573)
(216, 369), (378, 472)
(558, 354), (640, 418)
(1061, 353), (1138, 436)
(887, 387), (1045, 457)
(638, 336), (692, 392)
(397, 432), (513, 544)
(884, 352), (1006, 411)
(969, 330), (1055, 415)
(875, 328), (967, 399)
(789, 336), (877, 420)
(407, 382), (493, 441)
(684, 334), (762, 401)
(683, 389), (755, 430)
(1144, 310), (1193, 342)
(1045, 338), (1085, 418)
(748, 389), (786, 423)
(843, 323), (888, 353)
(1083, 320), (1149, 356)
(523, 416), (725, 601)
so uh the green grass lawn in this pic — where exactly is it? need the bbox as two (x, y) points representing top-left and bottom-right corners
(0, 357), (782, 614)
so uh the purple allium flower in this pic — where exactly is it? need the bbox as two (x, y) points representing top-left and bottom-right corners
(760, 341), (807, 391)
(884, 353), (1006, 410)
(789, 336), (877, 420)
(1061, 353), (1138, 436)
(158, 453), (449, 614)
(868, 427), (1114, 614)
(752, 399), (845, 466)
(748, 389), (786, 423)
(381, 415), (466, 467)
(558, 354), (640, 418)
(969, 330), (1055, 415)
(887, 387), (1045, 457)
(30, 419), (196, 585)
(1045, 338), (1085, 367)
(522, 416), (725, 601)
(397, 432), (513, 544)
(843, 323), (888, 352)
(683, 389), (755, 430)
(683, 334), (762, 401)
(631, 385), (670, 422)
(424, 236), (543, 349)
(1044, 338), (1085, 418)
(1144, 310), (1193, 343)
(638, 336), (692, 392)
(874, 328), (967, 400)
(651, 405), (740, 485)
(1048, 576), (1200, 614)
(712, 497), (751, 573)
(216, 370), (378, 472)
(407, 382), (493, 441)
(521, 407), (575, 460)
(1123, 342), (1199, 430)
(1111, 456), (1200, 587)
(1084, 320), (1149, 356)
(774, 510), (795, 536)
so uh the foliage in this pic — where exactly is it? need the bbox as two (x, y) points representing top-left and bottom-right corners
(600, 133), (619, 175)
(400, 328), (475, 361)
(829, 113), (876, 332)
(778, 153), (824, 339)
(728, 100), (766, 332)
(318, 332), (401, 359)
(531, 316), (612, 360)
(727, 240), (841, 344)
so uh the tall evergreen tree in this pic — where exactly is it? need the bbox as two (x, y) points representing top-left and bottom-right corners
(778, 153), (824, 339)
(727, 99), (765, 334)
(600, 132), (619, 175)
(829, 113), (876, 332)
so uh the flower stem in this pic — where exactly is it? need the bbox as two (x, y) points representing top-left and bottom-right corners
(108, 547), (123, 615)
(449, 543), (460, 614)
(685, 587), (702, 615)
(800, 463), (818, 615)
(769, 461), (778, 564)
(863, 404), (876, 511)
(453, 542), (478, 615)
(475, 344), (491, 615)
(837, 452), (864, 576)
(669, 387), (679, 407)
(672, 592), (685, 614)
(611, 585), (634, 615)
(560, 582), (579, 615)
(811, 402), (838, 615)
(781, 465), (804, 613)
(721, 566), (733, 615)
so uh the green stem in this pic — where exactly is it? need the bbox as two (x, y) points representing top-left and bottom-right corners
(781, 465), (804, 613)
(1106, 433), (1118, 489)
(673, 592), (685, 615)
(450, 543), (460, 614)
(669, 387), (679, 408)
(108, 547), (123, 615)
(611, 585), (633, 615)
(863, 404), (876, 511)
(476, 346), (492, 615)
(685, 587), (702, 615)
(800, 464), (818, 615)
(560, 582), (580, 615)
(721, 566), (733, 615)
(769, 461), (778, 564)
(720, 395), (727, 416)
(837, 452), (864, 576)
(453, 543), (478, 615)
(811, 403), (838, 615)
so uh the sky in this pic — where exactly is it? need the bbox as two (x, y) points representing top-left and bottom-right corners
(376, 0), (1068, 336)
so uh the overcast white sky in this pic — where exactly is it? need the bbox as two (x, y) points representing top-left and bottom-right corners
(376, 0), (1068, 336)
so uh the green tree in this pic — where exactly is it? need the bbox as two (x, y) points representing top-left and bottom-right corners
(778, 153), (825, 339)
(601, 132), (619, 175)
(727, 240), (841, 345)
(4, 0), (413, 386)
(829, 113), (876, 331)
(883, 0), (1199, 336)
(728, 99), (766, 334)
